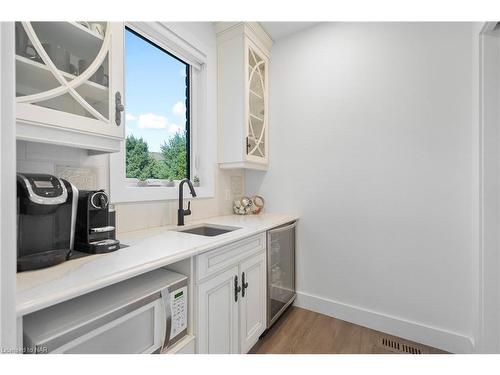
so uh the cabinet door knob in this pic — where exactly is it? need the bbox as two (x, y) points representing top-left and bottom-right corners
(115, 91), (125, 126)
(241, 272), (249, 297)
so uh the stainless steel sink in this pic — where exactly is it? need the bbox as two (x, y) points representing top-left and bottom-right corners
(177, 224), (240, 237)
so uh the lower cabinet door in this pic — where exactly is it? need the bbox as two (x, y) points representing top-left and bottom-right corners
(197, 266), (239, 354)
(239, 252), (266, 353)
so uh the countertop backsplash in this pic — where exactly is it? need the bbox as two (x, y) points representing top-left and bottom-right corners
(54, 165), (98, 190)
(16, 140), (107, 190)
(115, 170), (244, 233)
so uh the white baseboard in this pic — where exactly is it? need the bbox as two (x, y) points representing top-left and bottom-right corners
(294, 291), (474, 354)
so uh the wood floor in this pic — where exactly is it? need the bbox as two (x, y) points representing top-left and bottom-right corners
(250, 306), (445, 354)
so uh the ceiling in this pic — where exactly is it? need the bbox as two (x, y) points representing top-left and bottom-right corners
(260, 22), (320, 41)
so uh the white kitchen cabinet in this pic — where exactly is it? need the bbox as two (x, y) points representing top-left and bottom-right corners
(216, 22), (272, 171)
(239, 252), (266, 353)
(197, 266), (240, 354)
(15, 22), (124, 153)
(196, 233), (267, 354)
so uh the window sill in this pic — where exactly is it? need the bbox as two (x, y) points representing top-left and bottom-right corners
(109, 185), (214, 204)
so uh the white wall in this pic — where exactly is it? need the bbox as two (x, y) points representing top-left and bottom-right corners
(246, 22), (479, 353)
(479, 27), (500, 353)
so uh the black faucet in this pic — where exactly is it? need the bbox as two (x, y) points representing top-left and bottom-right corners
(178, 178), (197, 226)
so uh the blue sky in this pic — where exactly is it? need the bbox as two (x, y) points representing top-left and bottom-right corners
(125, 28), (188, 152)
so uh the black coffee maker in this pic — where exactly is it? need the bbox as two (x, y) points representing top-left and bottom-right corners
(75, 190), (120, 254)
(17, 173), (77, 272)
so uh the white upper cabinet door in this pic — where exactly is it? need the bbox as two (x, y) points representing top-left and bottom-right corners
(15, 22), (124, 151)
(245, 40), (269, 165)
(197, 266), (239, 354)
(239, 251), (267, 353)
(216, 22), (272, 171)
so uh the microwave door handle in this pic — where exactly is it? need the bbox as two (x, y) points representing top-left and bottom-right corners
(160, 289), (172, 351)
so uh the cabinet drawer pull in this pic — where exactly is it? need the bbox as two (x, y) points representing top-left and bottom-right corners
(234, 275), (241, 302)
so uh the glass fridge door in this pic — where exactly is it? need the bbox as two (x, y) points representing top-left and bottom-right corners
(267, 221), (296, 326)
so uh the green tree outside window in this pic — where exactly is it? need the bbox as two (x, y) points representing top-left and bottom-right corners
(126, 132), (187, 181)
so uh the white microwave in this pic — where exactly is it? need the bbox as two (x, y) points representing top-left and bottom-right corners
(23, 269), (188, 354)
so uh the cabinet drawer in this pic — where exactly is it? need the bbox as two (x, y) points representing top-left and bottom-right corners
(196, 233), (265, 281)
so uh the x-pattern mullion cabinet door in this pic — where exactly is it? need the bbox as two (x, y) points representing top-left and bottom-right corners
(216, 22), (272, 171)
(15, 22), (124, 146)
(245, 38), (269, 165)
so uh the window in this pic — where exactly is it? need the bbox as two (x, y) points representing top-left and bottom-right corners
(110, 22), (213, 203)
(124, 27), (190, 182)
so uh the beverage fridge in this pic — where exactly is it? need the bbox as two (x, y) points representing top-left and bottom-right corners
(267, 221), (297, 328)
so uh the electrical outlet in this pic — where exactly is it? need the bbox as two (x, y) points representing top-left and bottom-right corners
(225, 189), (231, 201)
(230, 176), (243, 196)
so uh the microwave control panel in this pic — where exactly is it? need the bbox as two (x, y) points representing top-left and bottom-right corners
(170, 286), (187, 338)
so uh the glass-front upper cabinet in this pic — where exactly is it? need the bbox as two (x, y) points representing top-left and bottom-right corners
(216, 22), (272, 171)
(15, 22), (124, 151)
(246, 41), (268, 161)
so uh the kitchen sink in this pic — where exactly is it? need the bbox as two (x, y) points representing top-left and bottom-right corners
(177, 224), (240, 237)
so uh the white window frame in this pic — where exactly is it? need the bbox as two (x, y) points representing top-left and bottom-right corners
(110, 22), (213, 203)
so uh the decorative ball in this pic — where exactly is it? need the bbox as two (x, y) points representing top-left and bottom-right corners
(233, 195), (264, 215)
(251, 195), (265, 214)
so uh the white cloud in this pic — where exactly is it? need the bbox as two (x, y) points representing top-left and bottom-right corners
(125, 113), (137, 121)
(169, 123), (184, 134)
(172, 101), (186, 117)
(133, 113), (184, 134)
(179, 68), (186, 78)
(137, 113), (168, 129)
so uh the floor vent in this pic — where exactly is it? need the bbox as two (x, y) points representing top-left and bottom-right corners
(380, 337), (423, 354)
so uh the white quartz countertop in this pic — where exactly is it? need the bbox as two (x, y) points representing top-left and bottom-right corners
(16, 213), (297, 316)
